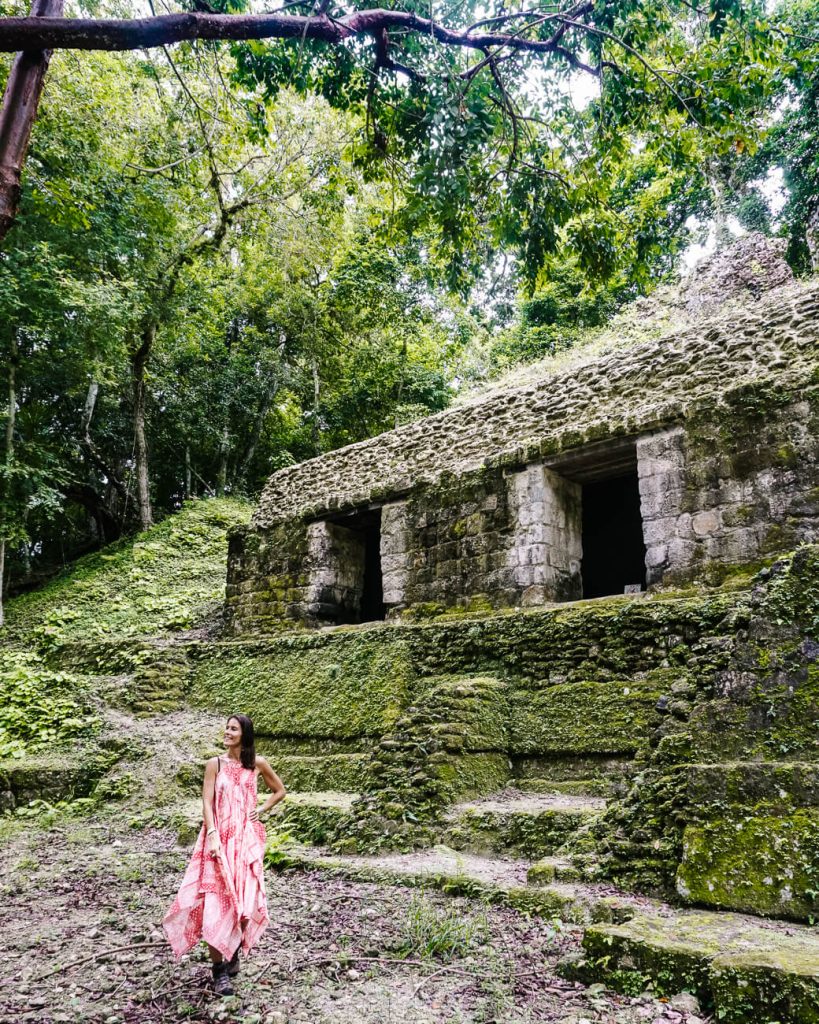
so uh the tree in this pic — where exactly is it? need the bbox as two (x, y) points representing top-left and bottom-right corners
(0, 0), (784, 283)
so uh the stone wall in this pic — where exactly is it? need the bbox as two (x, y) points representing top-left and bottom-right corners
(305, 521), (366, 622)
(228, 461), (588, 629)
(225, 523), (309, 634)
(252, 280), (819, 530)
(227, 380), (818, 630)
(507, 464), (582, 605)
(638, 389), (819, 586)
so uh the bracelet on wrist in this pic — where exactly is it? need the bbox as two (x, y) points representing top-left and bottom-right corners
(206, 827), (217, 835)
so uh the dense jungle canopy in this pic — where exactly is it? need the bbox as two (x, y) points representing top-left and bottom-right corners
(0, 0), (817, 616)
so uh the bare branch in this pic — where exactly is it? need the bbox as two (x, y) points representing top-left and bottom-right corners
(0, 8), (589, 55)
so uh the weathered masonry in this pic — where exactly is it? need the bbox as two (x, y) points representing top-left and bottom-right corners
(227, 269), (819, 633)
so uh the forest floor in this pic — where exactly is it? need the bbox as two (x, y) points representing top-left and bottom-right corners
(1, 810), (710, 1024)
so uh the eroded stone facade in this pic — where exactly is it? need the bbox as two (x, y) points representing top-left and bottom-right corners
(227, 251), (819, 633)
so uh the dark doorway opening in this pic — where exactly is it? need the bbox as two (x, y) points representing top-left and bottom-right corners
(581, 473), (646, 599)
(325, 507), (385, 623)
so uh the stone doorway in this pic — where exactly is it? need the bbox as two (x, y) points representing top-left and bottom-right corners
(306, 508), (385, 624)
(581, 472), (646, 598)
(542, 437), (648, 600)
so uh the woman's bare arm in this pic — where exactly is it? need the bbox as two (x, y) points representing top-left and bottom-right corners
(251, 756), (286, 821)
(202, 757), (221, 855)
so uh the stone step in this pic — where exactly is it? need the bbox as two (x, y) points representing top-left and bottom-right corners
(575, 908), (819, 1024)
(281, 843), (647, 925)
(268, 753), (368, 793)
(276, 791), (357, 847)
(513, 754), (635, 789)
(517, 778), (616, 799)
(683, 760), (819, 809)
(442, 788), (605, 858)
(0, 751), (116, 811)
(676, 809), (819, 921)
(527, 855), (583, 884)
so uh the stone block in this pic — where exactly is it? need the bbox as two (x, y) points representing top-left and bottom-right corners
(691, 510), (720, 537)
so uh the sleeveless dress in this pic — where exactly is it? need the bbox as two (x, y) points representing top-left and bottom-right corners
(163, 757), (269, 960)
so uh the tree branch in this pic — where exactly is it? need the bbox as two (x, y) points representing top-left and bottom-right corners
(0, 8), (591, 55)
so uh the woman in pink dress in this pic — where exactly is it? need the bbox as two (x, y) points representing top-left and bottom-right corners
(163, 714), (286, 995)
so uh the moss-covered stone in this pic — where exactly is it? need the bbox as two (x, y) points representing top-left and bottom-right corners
(677, 813), (819, 920)
(0, 750), (115, 810)
(509, 679), (662, 756)
(189, 632), (414, 738)
(444, 800), (602, 858)
(683, 761), (819, 812)
(580, 909), (819, 1024)
(274, 792), (356, 847)
(527, 856), (580, 884)
(710, 951), (819, 1024)
(4, 498), (251, 648)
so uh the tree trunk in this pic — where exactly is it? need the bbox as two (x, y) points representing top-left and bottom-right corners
(131, 323), (155, 531)
(0, 0), (64, 245)
(184, 444), (192, 498)
(232, 381), (277, 492)
(0, 334), (19, 627)
(216, 420), (230, 496)
(311, 356), (320, 452)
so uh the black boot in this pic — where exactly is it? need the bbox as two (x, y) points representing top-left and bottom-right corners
(227, 947), (240, 977)
(212, 960), (234, 997)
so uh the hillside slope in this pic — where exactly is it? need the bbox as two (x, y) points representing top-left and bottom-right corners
(1, 498), (250, 649)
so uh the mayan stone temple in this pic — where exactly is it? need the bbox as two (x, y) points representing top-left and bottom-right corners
(22, 237), (811, 1021)
(183, 236), (819, 1020)
(227, 236), (817, 630)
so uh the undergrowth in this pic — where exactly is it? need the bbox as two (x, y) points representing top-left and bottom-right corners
(398, 892), (489, 960)
(0, 651), (99, 759)
(2, 498), (250, 648)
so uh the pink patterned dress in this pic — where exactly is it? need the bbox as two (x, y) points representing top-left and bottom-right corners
(163, 757), (269, 960)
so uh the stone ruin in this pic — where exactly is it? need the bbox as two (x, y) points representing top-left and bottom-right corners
(226, 237), (818, 632)
(38, 239), (819, 1021)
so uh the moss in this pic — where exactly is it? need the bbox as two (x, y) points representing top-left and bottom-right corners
(509, 679), (662, 757)
(444, 803), (601, 858)
(581, 907), (819, 1023)
(435, 753), (510, 799)
(0, 750), (115, 810)
(683, 761), (819, 812)
(677, 813), (819, 920)
(710, 952), (819, 1024)
(581, 907), (819, 1017)
(189, 632), (414, 739)
(3, 498), (250, 648)
(274, 792), (356, 847)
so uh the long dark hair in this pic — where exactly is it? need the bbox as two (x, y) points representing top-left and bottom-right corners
(228, 714), (256, 770)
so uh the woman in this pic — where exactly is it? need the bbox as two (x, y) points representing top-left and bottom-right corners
(163, 714), (286, 996)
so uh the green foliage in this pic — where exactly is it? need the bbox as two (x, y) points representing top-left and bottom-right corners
(398, 893), (488, 960)
(0, 652), (98, 758)
(764, 544), (819, 638)
(2, 498), (250, 647)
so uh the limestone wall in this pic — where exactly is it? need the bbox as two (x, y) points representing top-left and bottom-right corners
(638, 389), (819, 585)
(253, 282), (819, 530)
(227, 384), (818, 631)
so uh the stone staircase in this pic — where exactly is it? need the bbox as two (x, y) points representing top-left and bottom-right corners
(24, 554), (817, 1024)
(442, 789), (606, 858)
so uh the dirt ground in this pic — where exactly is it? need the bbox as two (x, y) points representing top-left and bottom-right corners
(0, 812), (710, 1024)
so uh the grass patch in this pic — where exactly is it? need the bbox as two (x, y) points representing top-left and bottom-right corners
(2, 497), (250, 648)
(398, 893), (489, 960)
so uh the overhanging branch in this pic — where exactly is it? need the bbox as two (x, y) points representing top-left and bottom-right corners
(0, 8), (578, 53)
